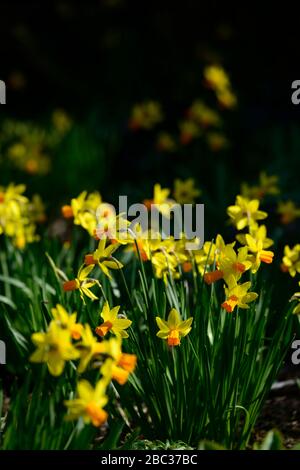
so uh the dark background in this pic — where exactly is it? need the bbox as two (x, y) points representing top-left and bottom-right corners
(0, 0), (300, 235)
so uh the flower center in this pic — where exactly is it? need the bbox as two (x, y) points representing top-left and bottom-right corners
(95, 321), (113, 337)
(167, 329), (180, 346)
(85, 402), (108, 427)
(221, 295), (239, 313)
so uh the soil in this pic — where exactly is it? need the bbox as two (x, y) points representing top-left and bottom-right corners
(253, 367), (300, 448)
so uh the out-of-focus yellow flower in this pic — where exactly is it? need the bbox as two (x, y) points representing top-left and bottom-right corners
(291, 283), (300, 315)
(0, 183), (44, 248)
(85, 238), (123, 279)
(144, 183), (176, 219)
(156, 132), (177, 152)
(281, 244), (300, 277)
(241, 172), (280, 200)
(206, 132), (229, 151)
(52, 109), (72, 134)
(95, 301), (132, 339)
(173, 178), (201, 204)
(179, 120), (201, 145)
(51, 304), (83, 340)
(227, 196), (268, 230)
(128, 101), (163, 130)
(64, 379), (108, 427)
(277, 201), (300, 225)
(97, 337), (137, 385)
(216, 88), (237, 109)
(76, 324), (104, 373)
(204, 245), (252, 285)
(63, 264), (99, 301)
(30, 321), (79, 376)
(156, 308), (193, 346)
(187, 100), (222, 127)
(221, 276), (258, 313)
(204, 65), (230, 91)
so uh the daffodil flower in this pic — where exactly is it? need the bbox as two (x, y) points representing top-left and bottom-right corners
(221, 276), (258, 313)
(278, 200), (300, 225)
(95, 302), (132, 339)
(76, 324), (104, 373)
(244, 234), (274, 273)
(64, 379), (108, 427)
(204, 245), (252, 284)
(227, 196), (267, 230)
(143, 183), (176, 218)
(63, 264), (99, 302)
(51, 304), (83, 340)
(30, 321), (79, 376)
(85, 238), (123, 279)
(281, 244), (300, 277)
(173, 178), (201, 204)
(156, 308), (193, 346)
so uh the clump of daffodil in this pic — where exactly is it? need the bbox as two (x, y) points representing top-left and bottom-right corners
(64, 378), (109, 427)
(221, 275), (258, 313)
(277, 201), (300, 225)
(143, 183), (176, 218)
(281, 244), (300, 277)
(173, 178), (201, 204)
(95, 301), (132, 339)
(203, 65), (237, 109)
(241, 172), (280, 200)
(85, 238), (123, 279)
(206, 132), (229, 152)
(30, 321), (80, 376)
(156, 308), (193, 346)
(51, 304), (83, 340)
(290, 283), (300, 315)
(61, 190), (102, 236)
(0, 183), (45, 249)
(1, 117), (69, 175)
(128, 101), (163, 130)
(227, 196), (268, 230)
(156, 132), (177, 152)
(186, 100), (222, 128)
(179, 119), (201, 145)
(204, 245), (252, 285)
(63, 264), (99, 301)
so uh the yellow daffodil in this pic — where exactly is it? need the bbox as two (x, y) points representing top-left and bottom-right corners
(144, 183), (175, 218)
(156, 308), (193, 346)
(128, 101), (163, 130)
(76, 324), (103, 373)
(290, 283), (300, 315)
(30, 321), (79, 376)
(187, 100), (222, 127)
(204, 246), (252, 284)
(236, 224), (273, 250)
(64, 379), (108, 427)
(281, 244), (300, 277)
(227, 196), (268, 230)
(194, 234), (231, 274)
(173, 178), (201, 204)
(85, 238), (123, 279)
(204, 65), (230, 91)
(221, 276), (258, 313)
(206, 132), (228, 151)
(63, 264), (99, 301)
(51, 304), (83, 340)
(216, 88), (237, 109)
(241, 172), (280, 200)
(277, 201), (300, 225)
(62, 191), (102, 236)
(179, 119), (201, 145)
(156, 132), (177, 152)
(95, 302), (132, 339)
(243, 234), (274, 273)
